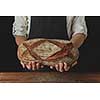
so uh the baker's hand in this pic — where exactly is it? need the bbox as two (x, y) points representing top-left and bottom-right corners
(50, 61), (77, 72)
(20, 61), (44, 71)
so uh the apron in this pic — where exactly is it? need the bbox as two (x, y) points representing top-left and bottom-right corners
(26, 16), (69, 72)
(29, 16), (69, 40)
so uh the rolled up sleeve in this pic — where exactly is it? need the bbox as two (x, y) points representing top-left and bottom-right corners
(72, 16), (87, 38)
(12, 16), (29, 38)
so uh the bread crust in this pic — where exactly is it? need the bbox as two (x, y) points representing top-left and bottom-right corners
(17, 38), (79, 66)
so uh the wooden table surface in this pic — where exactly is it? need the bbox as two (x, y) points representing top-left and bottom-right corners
(0, 72), (100, 83)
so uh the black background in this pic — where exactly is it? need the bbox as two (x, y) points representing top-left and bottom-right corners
(0, 16), (99, 72)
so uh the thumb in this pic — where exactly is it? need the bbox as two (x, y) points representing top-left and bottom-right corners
(20, 61), (25, 68)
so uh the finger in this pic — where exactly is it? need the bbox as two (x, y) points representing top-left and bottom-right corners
(36, 62), (40, 70)
(41, 65), (44, 68)
(63, 62), (69, 71)
(50, 66), (53, 69)
(31, 61), (36, 70)
(65, 66), (70, 71)
(26, 62), (32, 70)
(26, 65), (30, 70)
(72, 61), (77, 67)
(20, 61), (25, 68)
(55, 64), (59, 71)
(59, 62), (64, 72)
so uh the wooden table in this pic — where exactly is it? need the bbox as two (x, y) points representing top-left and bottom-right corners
(0, 72), (100, 83)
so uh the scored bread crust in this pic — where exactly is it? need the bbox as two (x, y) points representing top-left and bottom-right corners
(17, 38), (79, 66)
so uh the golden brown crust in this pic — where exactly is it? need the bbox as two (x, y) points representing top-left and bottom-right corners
(17, 38), (79, 66)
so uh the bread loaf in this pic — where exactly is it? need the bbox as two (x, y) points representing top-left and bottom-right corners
(17, 38), (79, 66)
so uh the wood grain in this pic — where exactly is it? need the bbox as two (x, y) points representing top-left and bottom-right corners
(0, 72), (100, 83)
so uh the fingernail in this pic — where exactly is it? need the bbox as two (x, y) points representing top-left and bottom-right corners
(21, 62), (25, 68)
(50, 66), (53, 69)
(26, 65), (30, 69)
(32, 67), (35, 70)
(22, 64), (25, 68)
(41, 65), (44, 68)
(60, 70), (63, 72)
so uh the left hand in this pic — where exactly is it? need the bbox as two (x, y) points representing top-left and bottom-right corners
(20, 61), (44, 71)
(50, 61), (77, 72)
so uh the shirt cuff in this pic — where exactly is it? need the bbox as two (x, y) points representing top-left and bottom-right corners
(72, 32), (88, 39)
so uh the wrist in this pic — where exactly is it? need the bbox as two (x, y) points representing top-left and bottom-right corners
(15, 36), (27, 46)
(70, 33), (86, 49)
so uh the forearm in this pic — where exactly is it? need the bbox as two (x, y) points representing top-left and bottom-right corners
(70, 33), (86, 49)
(15, 36), (27, 46)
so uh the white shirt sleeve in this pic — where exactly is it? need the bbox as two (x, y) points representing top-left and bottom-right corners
(71, 16), (87, 38)
(12, 16), (87, 39)
(12, 16), (29, 38)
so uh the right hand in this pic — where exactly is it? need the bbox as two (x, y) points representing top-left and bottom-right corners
(20, 61), (44, 71)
